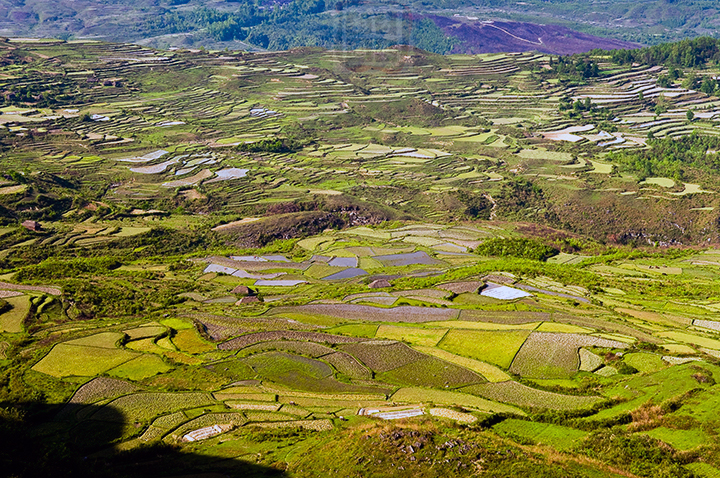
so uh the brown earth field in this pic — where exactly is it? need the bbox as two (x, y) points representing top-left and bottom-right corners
(430, 17), (641, 55)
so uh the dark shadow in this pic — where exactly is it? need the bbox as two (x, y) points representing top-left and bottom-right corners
(0, 401), (288, 478)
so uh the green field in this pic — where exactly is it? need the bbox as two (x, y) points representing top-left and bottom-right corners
(438, 329), (531, 369)
(3, 38), (720, 478)
(493, 419), (587, 451)
(0, 295), (30, 333)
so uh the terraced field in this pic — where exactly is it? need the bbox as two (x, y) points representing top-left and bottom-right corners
(4, 39), (720, 477)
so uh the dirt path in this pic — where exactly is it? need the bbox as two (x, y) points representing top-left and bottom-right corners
(486, 24), (543, 46)
(484, 193), (498, 220)
(0, 281), (61, 295)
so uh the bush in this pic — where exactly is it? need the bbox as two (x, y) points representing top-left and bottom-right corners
(475, 238), (559, 261)
(577, 430), (696, 477)
(15, 257), (121, 282)
(237, 138), (299, 153)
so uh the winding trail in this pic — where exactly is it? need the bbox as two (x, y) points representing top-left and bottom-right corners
(484, 193), (498, 220)
(485, 23), (544, 46)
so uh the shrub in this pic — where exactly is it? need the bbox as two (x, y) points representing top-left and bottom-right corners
(475, 238), (559, 261)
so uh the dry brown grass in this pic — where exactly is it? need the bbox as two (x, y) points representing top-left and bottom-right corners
(628, 402), (664, 432)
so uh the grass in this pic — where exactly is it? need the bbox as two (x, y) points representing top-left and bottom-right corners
(0, 295), (30, 333)
(659, 331), (720, 350)
(643, 427), (709, 450)
(32, 344), (138, 378)
(245, 351), (382, 394)
(674, 386), (720, 424)
(623, 353), (665, 373)
(391, 387), (525, 415)
(590, 363), (720, 421)
(424, 320), (540, 331)
(107, 354), (174, 380)
(438, 329), (531, 369)
(340, 342), (425, 373)
(686, 463), (720, 478)
(172, 328), (216, 354)
(379, 357), (485, 388)
(492, 419), (587, 451)
(93, 392), (216, 423)
(374, 325), (448, 346)
(463, 381), (601, 411)
(66, 332), (126, 348)
(413, 346), (512, 382)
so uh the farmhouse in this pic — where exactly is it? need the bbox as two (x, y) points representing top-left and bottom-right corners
(21, 220), (41, 231)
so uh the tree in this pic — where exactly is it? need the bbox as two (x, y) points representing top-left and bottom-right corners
(687, 110), (695, 121)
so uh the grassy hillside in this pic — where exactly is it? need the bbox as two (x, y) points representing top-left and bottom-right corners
(3, 39), (720, 477)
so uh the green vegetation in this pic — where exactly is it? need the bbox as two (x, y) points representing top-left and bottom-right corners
(493, 418), (587, 450)
(439, 329), (531, 368)
(611, 37), (720, 67)
(475, 237), (559, 261)
(2, 38), (720, 478)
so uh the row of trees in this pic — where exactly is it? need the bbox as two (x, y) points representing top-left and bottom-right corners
(548, 56), (600, 79)
(610, 36), (720, 67)
(607, 133), (720, 181)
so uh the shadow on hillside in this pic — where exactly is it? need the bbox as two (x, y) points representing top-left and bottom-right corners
(0, 401), (287, 478)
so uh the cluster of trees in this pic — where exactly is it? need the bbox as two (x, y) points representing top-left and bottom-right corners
(237, 137), (299, 153)
(653, 67), (720, 96)
(608, 133), (720, 181)
(454, 190), (491, 220)
(548, 56), (600, 79)
(14, 257), (121, 281)
(475, 237), (559, 261)
(144, 0), (361, 43)
(577, 430), (695, 478)
(558, 97), (614, 120)
(1, 81), (79, 108)
(407, 18), (457, 54)
(610, 36), (720, 67)
(144, 4), (456, 52)
(681, 72), (720, 95)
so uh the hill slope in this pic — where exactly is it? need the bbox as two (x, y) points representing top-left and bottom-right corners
(433, 18), (640, 55)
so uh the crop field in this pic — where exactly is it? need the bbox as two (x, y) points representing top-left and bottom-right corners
(6, 39), (720, 477)
(510, 332), (628, 378)
(0, 295), (30, 333)
(462, 381), (601, 410)
(339, 342), (426, 373)
(32, 344), (139, 378)
(374, 325), (448, 346)
(379, 357), (485, 388)
(439, 329), (531, 368)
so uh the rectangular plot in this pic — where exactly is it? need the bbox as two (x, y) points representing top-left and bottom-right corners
(439, 329), (531, 369)
(339, 342), (425, 373)
(375, 325), (447, 347)
(0, 295), (30, 333)
(33, 344), (138, 378)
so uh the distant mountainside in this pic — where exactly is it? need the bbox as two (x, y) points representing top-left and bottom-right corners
(0, 0), (712, 52)
(433, 18), (640, 55)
